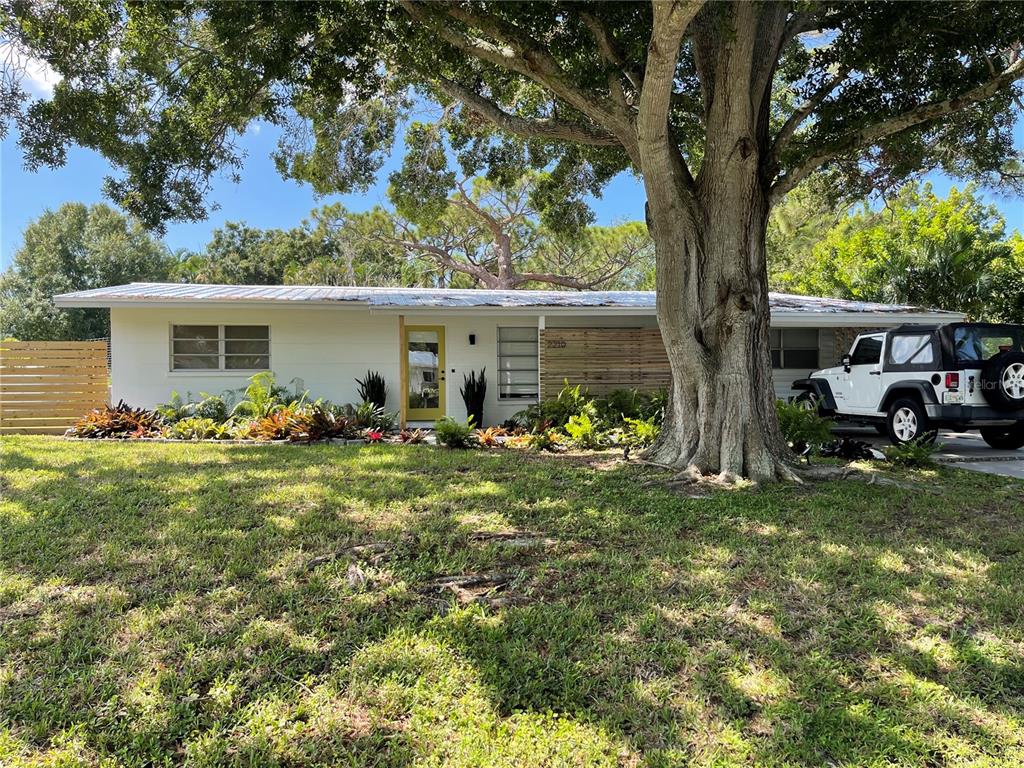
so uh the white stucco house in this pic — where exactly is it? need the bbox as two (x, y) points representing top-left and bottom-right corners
(54, 283), (963, 427)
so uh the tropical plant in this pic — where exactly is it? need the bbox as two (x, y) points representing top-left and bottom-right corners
(883, 437), (940, 467)
(350, 401), (397, 432)
(157, 391), (232, 424)
(286, 402), (359, 443)
(622, 417), (660, 449)
(66, 401), (163, 439)
(776, 400), (835, 456)
(525, 429), (565, 452)
(434, 417), (475, 449)
(564, 413), (604, 449)
(355, 371), (388, 409)
(364, 429), (385, 443)
(230, 372), (297, 420)
(398, 428), (429, 444)
(474, 426), (507, 448)
(247, 408), (295, 441)
(164, 417), (234, 440)
(460, 368), (487, 429)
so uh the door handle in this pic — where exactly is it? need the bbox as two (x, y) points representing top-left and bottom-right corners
(869, 371), (881, 375)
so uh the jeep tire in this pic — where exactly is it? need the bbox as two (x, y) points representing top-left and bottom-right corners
(979, 423), (1024, 450)
(886, 398), (930, 445)
(980, 351), (1024, 411)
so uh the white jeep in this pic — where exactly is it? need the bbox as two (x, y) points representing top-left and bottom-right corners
(791, 323), (1024, 449)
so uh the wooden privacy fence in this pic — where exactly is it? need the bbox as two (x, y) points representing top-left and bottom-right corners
(540, 328), (670, 399)
(0, 340), (110, 434)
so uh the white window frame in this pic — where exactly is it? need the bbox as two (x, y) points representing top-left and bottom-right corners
(169, 323), (271, 374)
(497, 326), (539, 402)
(770, 328), (820, 370)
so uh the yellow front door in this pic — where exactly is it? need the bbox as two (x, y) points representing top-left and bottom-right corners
(404, 325), (445, 421)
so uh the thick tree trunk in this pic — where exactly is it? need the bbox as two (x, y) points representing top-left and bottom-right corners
(644, 186), (793, 483)
(635, 1), (795, 484)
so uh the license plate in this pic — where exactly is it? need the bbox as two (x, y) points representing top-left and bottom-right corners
(943, 390), (963, 404)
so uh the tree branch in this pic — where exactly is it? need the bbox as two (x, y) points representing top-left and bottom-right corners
(771, 55), (1024, 202)
(637, 1), (704, 193)
(401, 0), (632, 143)
(767, 64), (852, 172)
(434, 77), (620, 147)
(580, 11), (643, 94)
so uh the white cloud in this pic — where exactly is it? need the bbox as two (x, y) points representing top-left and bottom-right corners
(1, 42), (61, 98)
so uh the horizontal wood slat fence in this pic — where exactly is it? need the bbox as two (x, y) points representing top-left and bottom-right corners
(540, 328), (670, 399)
(1, 341), (110, 434)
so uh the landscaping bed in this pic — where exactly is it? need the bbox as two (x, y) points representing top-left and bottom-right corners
(2, 436), (1023, 767)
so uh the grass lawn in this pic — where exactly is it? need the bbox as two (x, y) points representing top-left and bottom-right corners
(1, 436), (1023, 767)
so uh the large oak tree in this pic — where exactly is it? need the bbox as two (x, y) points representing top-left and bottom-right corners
(3, 1), (1023, 481)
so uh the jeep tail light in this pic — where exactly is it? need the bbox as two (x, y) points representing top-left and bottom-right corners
(945, 372), (960, 390)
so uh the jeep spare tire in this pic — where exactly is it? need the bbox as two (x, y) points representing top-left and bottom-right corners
(980, 351), (1024, 411)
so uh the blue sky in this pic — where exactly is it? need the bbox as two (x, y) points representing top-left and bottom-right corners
(2, 93), (1022, 271)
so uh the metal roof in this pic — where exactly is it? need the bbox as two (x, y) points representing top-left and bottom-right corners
(52, 282), (961, 315)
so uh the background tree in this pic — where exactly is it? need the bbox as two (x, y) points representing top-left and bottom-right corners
(5, 1), (1024, 481)
(0, 203), (175, 340)
(770, 182), (1013, 319)
(364, 170), (654, 289)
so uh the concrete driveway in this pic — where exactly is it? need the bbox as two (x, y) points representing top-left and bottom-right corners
(833, 426), (1024, 479)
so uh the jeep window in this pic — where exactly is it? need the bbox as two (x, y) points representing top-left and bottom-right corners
(850, 335), (883, 365)
(888, 334), (935, 366)
(953, 327), (1023, 364)
(769, 328), (819, 369)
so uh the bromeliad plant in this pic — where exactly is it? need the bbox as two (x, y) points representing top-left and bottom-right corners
(67, 401), (163, 439)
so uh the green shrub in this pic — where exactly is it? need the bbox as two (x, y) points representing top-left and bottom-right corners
(434, 417), (475, 448)
(776, 399), (833, 454)
(513, 380), (596, 432)
(564, 412), (604, 449)
(622, 416), (660, 448)
(165, 416), (234, 440)
(157, 391), (232, 424)
(594, 388), (667, 425)
(883, 437), (939, 467)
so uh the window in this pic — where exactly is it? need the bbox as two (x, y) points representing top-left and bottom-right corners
(497, 327), (538, 400)
(769, 328), (819, 369)
(954, 326), (1023, 364)
(171, 325), (269, 371)
(888, 334), (935, 366)
(849, 335), (883, 366)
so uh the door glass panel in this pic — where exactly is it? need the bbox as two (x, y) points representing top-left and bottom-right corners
(407, 330), (440, 410)
(850, 336), (883, 365)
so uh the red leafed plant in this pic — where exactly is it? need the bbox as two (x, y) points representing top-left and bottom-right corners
(398, 428), (428, 444)
(66, 400), (163, 439)
(247, 408), (293, 440)
(364, 429), (384, 443)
